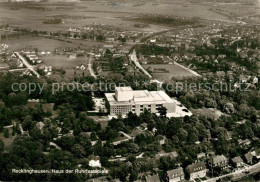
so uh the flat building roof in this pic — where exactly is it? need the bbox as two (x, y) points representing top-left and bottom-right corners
(105, 88), (175, 106)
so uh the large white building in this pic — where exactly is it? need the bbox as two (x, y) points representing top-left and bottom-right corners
(105, 87), (176, 116)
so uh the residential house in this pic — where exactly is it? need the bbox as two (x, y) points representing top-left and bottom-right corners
(226, 71), (234, 81)
(36, 59), (42, 64)
(146, 174), (160, 182)
(150, 39), (156, 43)
(186, 162), (207, 180)
(159, 136), (166, 145)
(197, 153), (206, 160)
(215, 71), (226, 81)
(155, 151), (179, 160)
(76, 64), (86, 70)
(44, 66), (52, 73)
(239, 75), (248, 83)
(238, 139), (251, 147)
(89, 159), (101, 168)
(209, 155), (229, 169)
(10, 53), (17, 58)
(244, 152), (253, 164)
(0, 63), (9, 70)
(16, 59), (24, 68)
(230, 62), (239, 70)
(22, 70), (32, 77)
(106, 37), (116, 42)
(167, 167), (184, 182)
(68, 54), (77, 59)
(252, 149), (260, 160)
(252, 76), (258, 84)
(231, 156), (244, 168)
(239, 52), (247, 59)
(218, 54), (226, 59)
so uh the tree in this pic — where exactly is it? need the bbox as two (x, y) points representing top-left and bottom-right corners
(104, 49), (112, 58)
(82, 34), (87, 39)
(127, 155), (136, 163)
(71, 144), (86, 158)
(96, 35), (104, 41)
(73, 122), (82, 136)
(158, 106), (167, 117)
(56, 136), (75, 151)
(3, 129), (9, 138)
(0, 139), (4, 153)
(12, 126), (15, 136)
(118, 165), (129, 182)
(129, 170), (138, 181)
(126, 143), (139, 153)
(22, 115), (35, 131)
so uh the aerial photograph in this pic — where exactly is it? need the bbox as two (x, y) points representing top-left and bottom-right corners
(0, 0), (259, 181)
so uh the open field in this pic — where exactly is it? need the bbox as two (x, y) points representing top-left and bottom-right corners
(0, 0), (258, 35)
(2, 37), (75, 52)
(208, 2), (260, 17)
(2, 37), (103, 52)
(0, 0), (247, 34)
(1, 0), (258, 37)
(143, 64), (195, 81)
(43, 55), (90, 79)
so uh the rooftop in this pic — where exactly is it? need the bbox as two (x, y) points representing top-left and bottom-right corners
(146, 174), (160, 182)
(105, 87), (175, 106)
(212, 155), (228, 164)
(167, 167), (184, 178)
(232, 156), (243, 164)
(186, 162), (207, 173)
(115, 87), (133, 92)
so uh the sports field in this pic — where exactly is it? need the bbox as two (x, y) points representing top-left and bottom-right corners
(143, 63), (196, 81)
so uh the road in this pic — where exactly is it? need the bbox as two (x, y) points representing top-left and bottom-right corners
(129, 50), (152, 79)
(15, 52), (40, 78)
(88, 55), (97, 79)
(202, 162), (260, 182)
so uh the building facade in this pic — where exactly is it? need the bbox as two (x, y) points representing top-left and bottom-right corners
(209, 155), (229, 169)
(167, 167), (185, 182)
(105, 87), (176, 116)
(186, 162), (207, 180)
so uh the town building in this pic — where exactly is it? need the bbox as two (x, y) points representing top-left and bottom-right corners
(186, 162), (207, 180)
(167, 167), (185, 182)
(231, 156), (244, 168)
(197, 152), (206, 160)
(105, 87), (176, 117)
(244, 152), (253, 164)
(146, 174), (160, 182)
(0, 63), (9, 70)
(89, 159), (101, 168)
(209, 155), (229, 169)
(252, 149), (260, 160)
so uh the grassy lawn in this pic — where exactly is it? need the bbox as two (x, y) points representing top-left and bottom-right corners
(43, 55), (90, 79)
(89, 116), (109, 130)
(0, 128), (17, 151)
